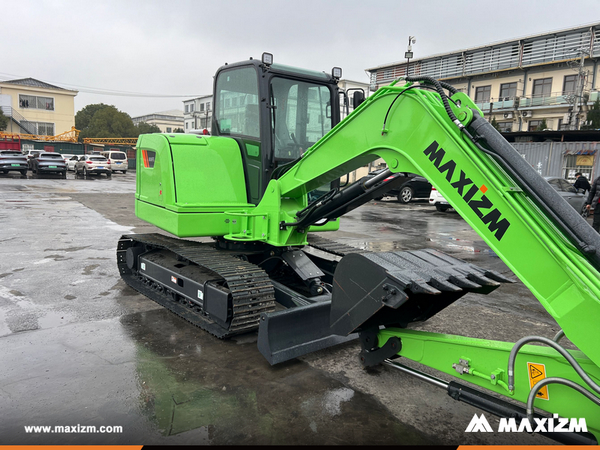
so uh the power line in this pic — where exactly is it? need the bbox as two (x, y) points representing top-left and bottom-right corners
(0, 72), (202, 98)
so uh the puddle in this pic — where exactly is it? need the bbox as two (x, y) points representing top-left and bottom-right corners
(117, 309), (432, 445)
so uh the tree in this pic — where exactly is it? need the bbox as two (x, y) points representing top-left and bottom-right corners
(173, 127), (184, 133)
(490, 116), (500, 131)
(75, 104), (138, 141)
(537, 118), (548, 131)
(135, 122), (161, 135)
(583, 98), (600, 130)
(0, 110), (8, 131)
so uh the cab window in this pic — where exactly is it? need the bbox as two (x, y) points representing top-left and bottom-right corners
(270, 78), (332, 160)
(215, 67), (260, 139)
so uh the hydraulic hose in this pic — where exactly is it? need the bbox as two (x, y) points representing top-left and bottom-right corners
(553, 329), (565, 343)
(405, 76), (463, 129)
(507, 336), (600, 396)
(527, 377), (600, 423)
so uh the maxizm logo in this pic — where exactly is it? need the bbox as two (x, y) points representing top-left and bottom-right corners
(424, 141), (510, 241)
(465, 413), (588, 433)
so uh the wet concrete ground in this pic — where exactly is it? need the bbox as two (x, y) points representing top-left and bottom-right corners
(0, 171), (583, 445)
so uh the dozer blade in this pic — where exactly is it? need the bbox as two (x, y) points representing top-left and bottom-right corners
(257, 301), (357, 365)
(330, 248), (513, 336)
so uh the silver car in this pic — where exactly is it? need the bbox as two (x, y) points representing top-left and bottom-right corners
(0, 150), (28, 175)
(544, 176), (586, 212)
(74, 155), (112, 177)
(30, 152), (67, 178)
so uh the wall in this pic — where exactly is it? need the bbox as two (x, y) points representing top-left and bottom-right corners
(511, 141), (600, 182)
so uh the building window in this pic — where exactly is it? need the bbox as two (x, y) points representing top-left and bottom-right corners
(475, 85), (491, 102)
(206, 102), (211, 111)
(499, 82), (517, 100)
(563, 155), (594, 182)
(190, 104), (194, 112)
(34, 122), (55, 136)
(558, 118), (569, 130)
(200, 103), (205, 112)
(497, 121), (513, 132)
(185, 122), (189, 129)
(185, 105), (189, 113)
(528, 120), (543, 131)
(19, 95), (54, 111)
(563, 75), (578, 95)
(532, 78), (552, 98)
(166, 127), (172, 133)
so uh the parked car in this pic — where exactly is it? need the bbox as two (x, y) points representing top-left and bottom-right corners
(74, 155), (111, 177)
(30, 152), (67, 178)
(544, 176), (587, 213)
(66, 155), (79, 171)
(23, 149), (43, 169)
(370, 169), (433, 203)
(429, 176), (587, 214)
(0, 150), (28, 175)
(100, 150), (128, 174)
(60, 154), (77, 164)
(429, 187), (452, 212)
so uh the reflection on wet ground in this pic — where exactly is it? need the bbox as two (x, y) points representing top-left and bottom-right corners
(120, 309), (433, 445)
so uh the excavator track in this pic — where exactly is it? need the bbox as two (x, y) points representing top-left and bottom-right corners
(307, 235), (366, 257)
(117, 233), (276, 338)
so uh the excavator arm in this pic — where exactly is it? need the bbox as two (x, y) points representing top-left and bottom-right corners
(250, 77), (600, 442)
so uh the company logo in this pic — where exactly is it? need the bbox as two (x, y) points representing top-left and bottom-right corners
(465, 413), (588, 433)
(465, 414), (493, 433)
(424, 141), (510, 241)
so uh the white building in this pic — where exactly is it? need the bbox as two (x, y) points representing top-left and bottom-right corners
(132, 110), (184, 133)
(183, 95), (213, 133)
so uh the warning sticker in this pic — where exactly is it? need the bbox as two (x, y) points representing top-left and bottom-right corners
(527, 362), (549, 400)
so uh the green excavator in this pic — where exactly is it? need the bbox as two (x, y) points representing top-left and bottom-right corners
(117, 53), (600, 444)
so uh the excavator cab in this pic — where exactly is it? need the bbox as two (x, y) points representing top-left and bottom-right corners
(211, 53), (341, 205)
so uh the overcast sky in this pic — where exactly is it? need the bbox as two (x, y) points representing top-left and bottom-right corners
(2, 0), (598, 118)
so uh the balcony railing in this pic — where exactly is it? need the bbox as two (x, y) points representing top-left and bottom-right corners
(475, 90), (599, 112)
(474, 98), (517, 111)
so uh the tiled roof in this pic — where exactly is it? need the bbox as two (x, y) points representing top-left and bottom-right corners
(2, 78), (65, 90)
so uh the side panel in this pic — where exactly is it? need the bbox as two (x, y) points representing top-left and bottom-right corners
(170, 137), (249, 207)
(135, 134), (254, 237)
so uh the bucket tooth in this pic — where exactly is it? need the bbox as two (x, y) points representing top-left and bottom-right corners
(466, 272), (500, 287)
(427, 277), (463, 292)
(447, 274), (483, 290)
(484, 269), (515, 283)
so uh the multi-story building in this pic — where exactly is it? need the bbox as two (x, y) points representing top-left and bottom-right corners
(367, 23), (600, 133)
(183, 95), (213, 133)
(132, 110), (184, 133)
(0, 78), (78, 136)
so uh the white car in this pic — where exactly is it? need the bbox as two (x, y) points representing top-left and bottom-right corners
(66, 155), (79, 171)
(60, 154), (76, 164)
(429, 187), (452, 212)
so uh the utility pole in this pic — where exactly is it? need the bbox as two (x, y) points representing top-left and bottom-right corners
(405, 36), (416, 77)
(568, 49), (589, 130)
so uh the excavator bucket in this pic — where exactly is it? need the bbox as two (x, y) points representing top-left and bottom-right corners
(330, 249), (514, 337)
(257, 247), (513, 365)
